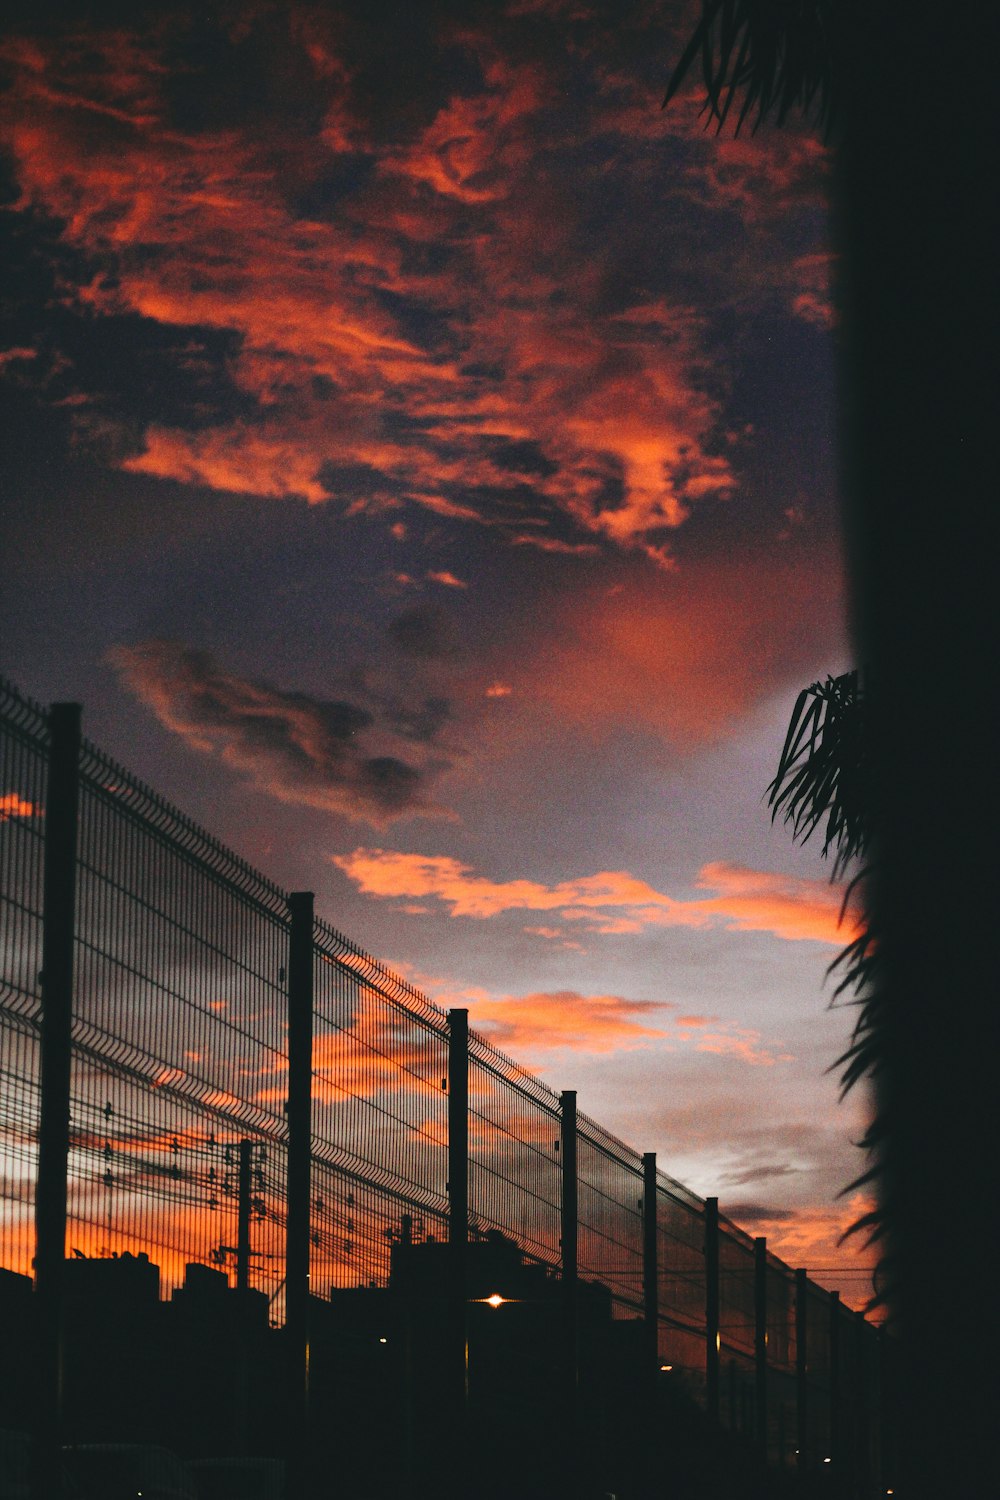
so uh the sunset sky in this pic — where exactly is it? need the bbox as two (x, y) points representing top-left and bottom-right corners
(0, 2), (872, 1305)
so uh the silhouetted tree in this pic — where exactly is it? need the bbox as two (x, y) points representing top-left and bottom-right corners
(665, 7), (995, 1494)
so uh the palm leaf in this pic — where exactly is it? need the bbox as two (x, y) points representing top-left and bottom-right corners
(766, 669), (890, 1313)
(663, 0), (841, 138)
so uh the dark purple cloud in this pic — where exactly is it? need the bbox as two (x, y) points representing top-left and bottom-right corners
(107, 639), (455, 826)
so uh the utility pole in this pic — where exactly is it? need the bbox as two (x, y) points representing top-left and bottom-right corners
(236, 1139), (252, 1292)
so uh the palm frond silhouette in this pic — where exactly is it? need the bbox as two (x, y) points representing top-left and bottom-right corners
(766, 671), (889, 1306)
(662, 0), (842, 138)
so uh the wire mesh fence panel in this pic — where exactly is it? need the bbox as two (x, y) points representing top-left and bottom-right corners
(760, 1253), (799, 1466)
(0, 678), (886, 1450)
(804, 1278), (833, 1464)
(466, 1033), (562, 1268)
(767, 1365), (799, 1472)
(832, 1297), (859, 1478)
(311, 925), (451, 1263)
(67, 740), (292, 1300)
(309, 1158), (449, 1297)
(855, 1316), (883, 1485)
(576, 1115), (644, 1317)
(765, 1254), (796, 1373)
(0, 685), (48, 1275)
(720, 1346), (757, 1438)
(75, 745), (290, 1114)
(655, 1180), (706, 1383)
(0, 683), (48, 1022)
(64, 1052), (285, 1299)
(0, 1015), (41, 1277)
(718, 1216), (756, 1361)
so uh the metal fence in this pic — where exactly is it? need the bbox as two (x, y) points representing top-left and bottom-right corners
(0, 678), (883, 1477)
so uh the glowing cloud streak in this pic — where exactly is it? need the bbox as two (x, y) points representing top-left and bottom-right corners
(333, 848), (859, 946)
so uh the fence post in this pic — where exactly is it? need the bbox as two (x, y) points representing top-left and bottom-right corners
(286, 891), (314, 1498)
(795, 1268), (808, 1473)
(754, 1236), (768, 1455)
(447, 1008), (468, 1497)
(447, 1008), (469, 1249)
(829, 1289), (840, 1477)
(704, 1196), (719, 1427)
(642, 1153), (658, 1371)
(32, 702), (81, 1500)
(561, 1092), (579, 1488)
(855, 1309), (870, 1495)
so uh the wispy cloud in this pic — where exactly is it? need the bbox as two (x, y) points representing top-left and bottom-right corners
(332, 848), (858, 945)
(108, 640), (455, 827)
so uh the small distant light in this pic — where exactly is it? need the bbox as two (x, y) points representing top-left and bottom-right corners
(485, 1293), (505, 1309)
(379, 1337), (387, 1344)
(715, 1331), (721, 1352)
(660, 1364), (673, 1372)
(824, 1457), (832, 1464)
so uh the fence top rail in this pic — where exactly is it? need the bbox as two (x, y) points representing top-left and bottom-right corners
(467, 1026), (562, 1113)
(313, 916), (450, 1039)
(656, 1168), (704, 1213)
(0, 676), (50, 750)
(576, 1111), (646, 1179)
(765, 1247), (796, 1277)
(77, 736), (292, 923)
(314, 915), (561, 1113)
(718, 1212), (757, 1253)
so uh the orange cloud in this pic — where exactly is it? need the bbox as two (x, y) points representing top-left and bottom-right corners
(122, 426), (330, 503)
(726, 1194), (881, 1316)
(332, 848), (859, 945)
(692, 1027), (794, 1067)
(414, 983), (792, 1065)
(693, 863), (859, 944)
(470, 990), (668, 1054)
(426, 570), (467, 589)
(0, 18), (755, 563)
